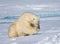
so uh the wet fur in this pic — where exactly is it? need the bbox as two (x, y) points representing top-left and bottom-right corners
(8, 12), (40, 38)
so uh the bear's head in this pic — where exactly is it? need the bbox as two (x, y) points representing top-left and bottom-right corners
(20, 12), (40, 34)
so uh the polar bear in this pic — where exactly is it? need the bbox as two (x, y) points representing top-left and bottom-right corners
(8, 12), (40, 38)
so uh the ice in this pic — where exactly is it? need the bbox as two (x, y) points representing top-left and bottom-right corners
(0, 0), (60, 44)
(1, 16), (60, 43)
(10, 42), (17, 44)
(0, 17), (60, 44)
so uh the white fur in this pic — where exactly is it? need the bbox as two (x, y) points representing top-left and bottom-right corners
(8, 12), (40, 38)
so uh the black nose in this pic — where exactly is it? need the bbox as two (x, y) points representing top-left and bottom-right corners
(37, 21), (40, 29)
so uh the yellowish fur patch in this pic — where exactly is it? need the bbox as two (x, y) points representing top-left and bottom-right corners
(8, 12), (40, 38)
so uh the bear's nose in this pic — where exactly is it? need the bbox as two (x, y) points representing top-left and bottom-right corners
(37, 21), (40, 29)
(37, 24), (40, 29)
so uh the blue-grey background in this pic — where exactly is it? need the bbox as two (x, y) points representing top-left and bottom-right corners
(0, 0), (60, 44)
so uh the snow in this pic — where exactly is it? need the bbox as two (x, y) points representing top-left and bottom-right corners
(0, 0), (60, 44)
(0, 17), (60, 44)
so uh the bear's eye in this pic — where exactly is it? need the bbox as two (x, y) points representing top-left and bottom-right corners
(25, 34), (29, 36)
(30, 23), (35, 27)
(33, 18), (35, 20)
